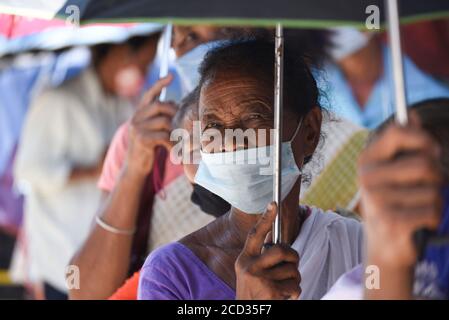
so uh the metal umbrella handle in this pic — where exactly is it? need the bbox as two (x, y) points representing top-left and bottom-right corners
(159, 23), (173, 102)
(272, 23), (284, 244)
(153, 23), (173, 193)
(386, 0), (408, 126)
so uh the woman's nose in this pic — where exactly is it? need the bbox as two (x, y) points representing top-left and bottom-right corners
(222, 138), (239, 153)
(222, 127), (250, 153)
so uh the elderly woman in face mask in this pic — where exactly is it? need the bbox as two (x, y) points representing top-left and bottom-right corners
(137, 39), (363, 300)
(71, 23), (332, 300)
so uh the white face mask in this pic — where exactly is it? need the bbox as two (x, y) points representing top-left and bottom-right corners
(329, 27), (371, 61)
(194, 119), (303, 214)
(114, 65), (145, 99)
(175, 40), (226, 93)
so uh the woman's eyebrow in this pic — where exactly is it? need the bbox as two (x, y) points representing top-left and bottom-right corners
(201, 109), (223, 122)
(239, 100), (273, 115)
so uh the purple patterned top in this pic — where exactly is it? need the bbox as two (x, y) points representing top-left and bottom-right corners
(138, 242), (235, 300)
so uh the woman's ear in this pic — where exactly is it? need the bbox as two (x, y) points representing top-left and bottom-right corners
(302, 106), (322, 159)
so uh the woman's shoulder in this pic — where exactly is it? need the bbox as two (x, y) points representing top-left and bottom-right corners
(139, 237), (234, 300)
(35, 67), (100, 108)
(139, 242), (198, 300)
(302, 206), (363, 249)
(30, 73), (88, 118)
(142, 242), (192, 271)
(308, 206), (362, 232)
(142, 217), (221, 271)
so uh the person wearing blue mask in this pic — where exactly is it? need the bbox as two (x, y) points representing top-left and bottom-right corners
(325, 27), (449, 129)
(138, 40), (363, 300)
(173, 26), (331, 96)
(172, 26), (273, 96)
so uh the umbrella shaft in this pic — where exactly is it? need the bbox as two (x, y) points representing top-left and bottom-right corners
(159, 23), (173, 102)
(273, 23), (284, 244)
(386, 0), (408, 126)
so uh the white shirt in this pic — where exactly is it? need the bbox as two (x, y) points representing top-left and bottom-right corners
(294, 206), (363, 300)
(14, 67), (133, 292)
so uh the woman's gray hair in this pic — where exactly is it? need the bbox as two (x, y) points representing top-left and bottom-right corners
(172, 87), (200, 129)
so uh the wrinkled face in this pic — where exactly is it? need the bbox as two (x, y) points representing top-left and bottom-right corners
(172, 26), (234, 57)
(198, 70), (307, 162)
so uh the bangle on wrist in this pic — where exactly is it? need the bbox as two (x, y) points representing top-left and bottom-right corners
(95, 216), (136, 236)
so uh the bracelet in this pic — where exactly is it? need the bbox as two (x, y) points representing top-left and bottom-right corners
(95, 216), (136, 236)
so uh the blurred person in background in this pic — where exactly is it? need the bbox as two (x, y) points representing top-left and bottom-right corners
(326, 27), (449, 129)
(0, 47), (90, 299)
(0, 149), (22, 235)
(0, 48), (89, 236)
(361, 99), (449, 300)
(400, 19), (449, 82)
(14, 29), (161, 300)
(323, 98), (449, 300)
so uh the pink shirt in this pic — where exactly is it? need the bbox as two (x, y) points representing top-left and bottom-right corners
(97, 122), (184, 193)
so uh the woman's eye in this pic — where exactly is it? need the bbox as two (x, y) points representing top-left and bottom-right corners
(173, 32), (200, 54)
(185, 32), (199, 44)
(246, 114), (264, 121)
(204, 122), (221, 130)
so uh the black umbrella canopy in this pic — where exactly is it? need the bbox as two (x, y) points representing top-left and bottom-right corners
(58, 0), (449, 27)
(56, 0), (449, 246)
(58, 0), (449, 250)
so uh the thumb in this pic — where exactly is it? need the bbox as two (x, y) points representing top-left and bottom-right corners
(261, 231), (273, 254)
(140, 74), (174, 106)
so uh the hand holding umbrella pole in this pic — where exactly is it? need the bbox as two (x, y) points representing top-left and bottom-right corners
(386, 0), (449, 257)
